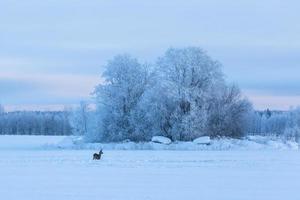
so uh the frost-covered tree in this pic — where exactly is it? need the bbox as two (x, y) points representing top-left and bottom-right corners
(284, 108), (300, 141)
(148, 47), (225, 140)
(70, 102), (101, 142)
(62, 107), (72, 136)
(206, 85), (252, 138)
(131, 74), (175, 140)
(247, 111), (262, 134)
(70, 101), (89, 136)
(94, 55), (150, 142)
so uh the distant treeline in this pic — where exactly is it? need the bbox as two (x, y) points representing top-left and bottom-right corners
(248, 109), (300, 141)
(1, 108), (299, 142)
(0, 111), (72, 135)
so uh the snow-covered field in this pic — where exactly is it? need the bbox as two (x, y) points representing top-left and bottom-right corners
(0, 136), (300, 200)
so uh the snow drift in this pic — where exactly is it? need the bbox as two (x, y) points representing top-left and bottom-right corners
(193, 136), (211, 145)
(50, 135), (299, 151)
(0, 135), (298, 151)
(151, 136), (172, 145)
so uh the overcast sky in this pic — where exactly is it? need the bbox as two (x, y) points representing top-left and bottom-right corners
(0, 0), (300, 111)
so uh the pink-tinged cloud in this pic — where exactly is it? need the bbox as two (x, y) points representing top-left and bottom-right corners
(0, 72), (101, 97)
(247, 94), (300, 110)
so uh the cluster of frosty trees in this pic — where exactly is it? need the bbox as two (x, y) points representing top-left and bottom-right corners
(0, 110), (71, 135)
(248, 109), (300, 142)
(1, 47), (300, 141)
(84, 47), (253, 142)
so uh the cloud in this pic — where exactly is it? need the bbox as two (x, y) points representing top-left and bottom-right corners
(0, 72), (101, 105)
(247, 94), (300, 110)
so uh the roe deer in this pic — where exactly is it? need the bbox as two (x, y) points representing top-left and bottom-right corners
(93, 149), (103, 160)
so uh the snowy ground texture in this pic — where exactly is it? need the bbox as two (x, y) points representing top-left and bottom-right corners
(56, 135), (299, 151)
(1, 136), (300, 200)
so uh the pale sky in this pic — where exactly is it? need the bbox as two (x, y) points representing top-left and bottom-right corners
(0, 0), (300, 111)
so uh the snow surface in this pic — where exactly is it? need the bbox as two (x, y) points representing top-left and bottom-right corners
(1, 136), (300, 200)
(0, 135), (68, 150)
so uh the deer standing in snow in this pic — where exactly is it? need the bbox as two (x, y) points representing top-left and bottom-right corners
(93, 149), (103, 160)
